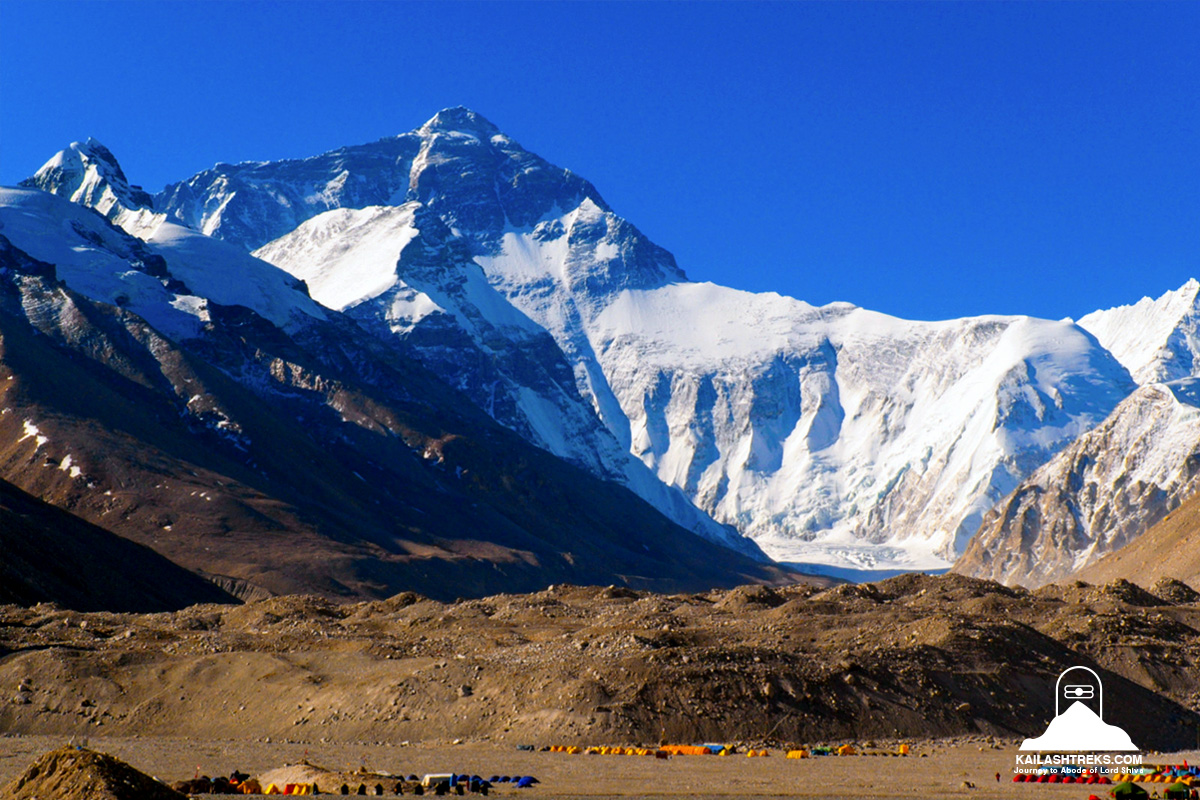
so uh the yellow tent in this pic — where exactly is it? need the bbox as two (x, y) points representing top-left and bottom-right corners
(837, 744), (857, 756)
(263, 784), (281, 796)
(786, 749), (810, 759)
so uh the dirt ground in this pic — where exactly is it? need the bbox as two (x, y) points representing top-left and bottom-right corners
(5, 734), (1185, 799)
(4, 574), (1200, 797)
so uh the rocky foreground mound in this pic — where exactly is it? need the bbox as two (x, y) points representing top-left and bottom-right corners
(2, 746), (184, 800)
(2, 574), (1199, 752)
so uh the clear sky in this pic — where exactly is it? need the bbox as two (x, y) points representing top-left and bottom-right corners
(2, 1), (1198, 322)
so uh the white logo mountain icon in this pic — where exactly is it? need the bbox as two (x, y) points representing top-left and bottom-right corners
(1020, 701), (1139, 751)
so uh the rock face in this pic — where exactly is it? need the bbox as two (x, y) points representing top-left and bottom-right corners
(957, 382), (1200, 586)
(957, 282), (1200, 587)
(133, 107), (1135, 573)
(1074, 487), (1200, 589)
(0, 185), (798, 602)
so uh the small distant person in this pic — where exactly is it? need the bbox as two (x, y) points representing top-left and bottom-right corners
(995, 772), (1001, 782)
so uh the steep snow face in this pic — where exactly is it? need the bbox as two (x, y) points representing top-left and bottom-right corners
(252, 201), (757, 556)
(590, 285), (1133, 569)
(956, 380), (1200, 587)
(0, 188), (205, 341)
(1079, 279), (1200, 384)
(253, 205), (421, 312)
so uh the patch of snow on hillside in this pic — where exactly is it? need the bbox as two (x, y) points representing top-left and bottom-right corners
(58, 454), (83, 479)
(19, 420), (47, 448)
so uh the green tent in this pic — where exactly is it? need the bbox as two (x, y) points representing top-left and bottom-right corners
(1164, 782), (1191, 800)
(1110, 782), (1150, 800)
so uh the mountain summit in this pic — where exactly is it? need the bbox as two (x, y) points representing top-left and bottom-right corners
(23, 138), (153, 218)
(957, 278), (1200, 587)
(419, 105), (503, 136)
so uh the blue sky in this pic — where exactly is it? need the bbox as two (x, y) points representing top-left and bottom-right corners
(2, 1), (1197, 321)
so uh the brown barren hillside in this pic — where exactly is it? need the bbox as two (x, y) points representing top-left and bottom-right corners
(1076, 490), (1200, 588)
(3, 574), (1200, 753)
(0, 477), (236, 612)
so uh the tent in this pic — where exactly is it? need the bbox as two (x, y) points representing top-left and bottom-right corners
(1111, 781), (1150, 799)
(1165, 782), (1191, 799)
(837, 744), (857, 756)
(661, 745), (711, 756)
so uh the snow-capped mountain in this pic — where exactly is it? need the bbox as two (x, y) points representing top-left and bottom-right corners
(27, 138), (156, 230)
(21, 141), (328, 333)
(955, 379), (1200, 586)
(956, 281), (1200, 586)
(589, 287), (1132, 570)
(121, 107), (1141, 574)
(1079, 278), (1200, 384)
(250, 196), (749, 556)
(1, 183), (793, 599)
